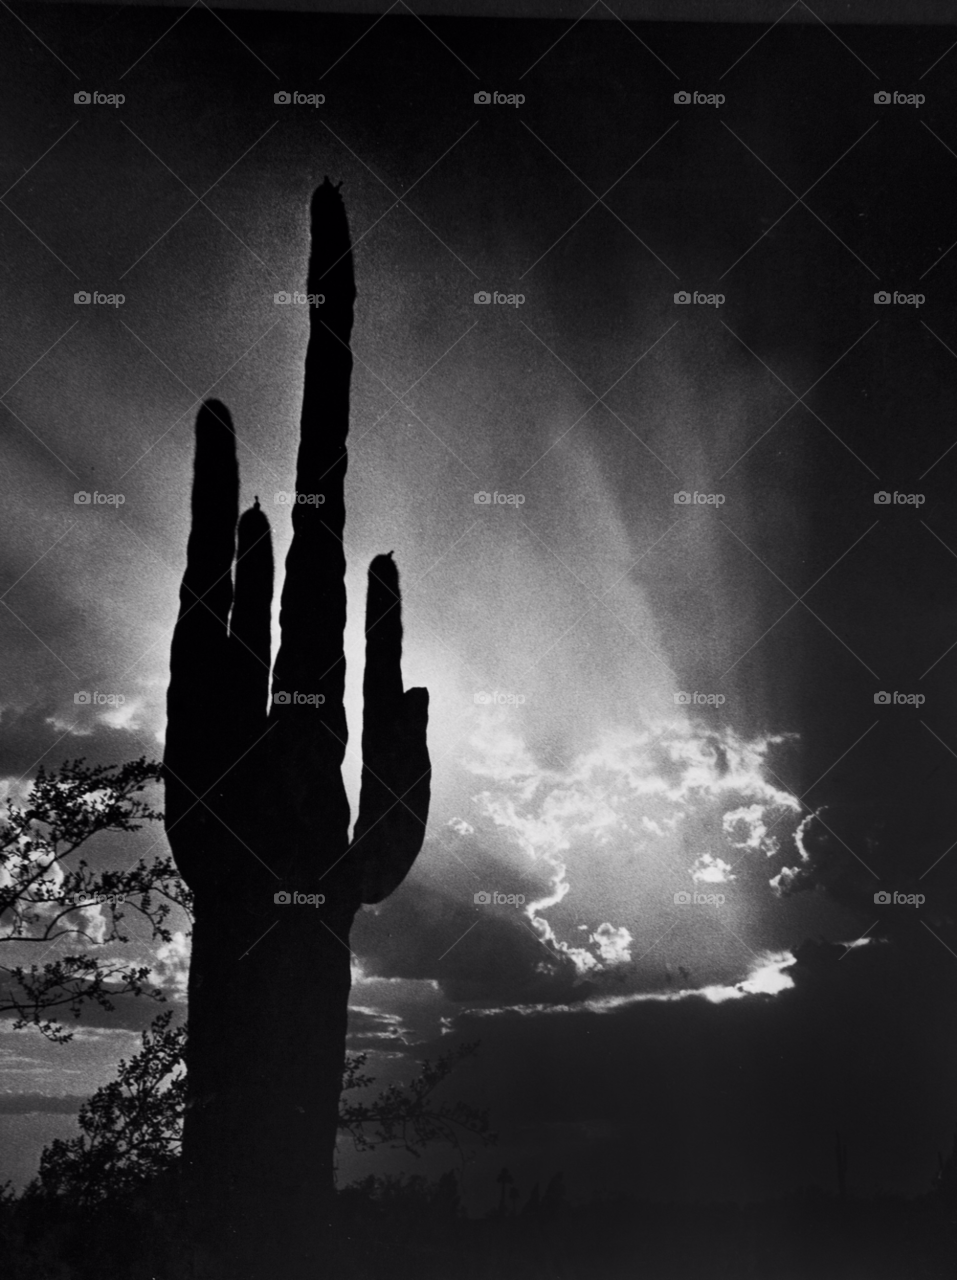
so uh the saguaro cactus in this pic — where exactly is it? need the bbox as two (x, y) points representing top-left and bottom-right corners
(163, 179), (430, 1279)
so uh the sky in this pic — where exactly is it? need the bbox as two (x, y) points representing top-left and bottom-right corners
(1, 2), (956, 1209)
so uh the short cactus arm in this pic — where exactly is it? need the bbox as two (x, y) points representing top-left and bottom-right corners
(164, 400), (241, 890)
(351, 553), (431, 905)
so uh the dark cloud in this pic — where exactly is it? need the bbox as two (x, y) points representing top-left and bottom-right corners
(397, 935), (957, 1207)
(353, 857), (594, 1007)
(0, 980), (185, 1036)
(0, 1093), (84, 1116)
(0, 699), (163, 783)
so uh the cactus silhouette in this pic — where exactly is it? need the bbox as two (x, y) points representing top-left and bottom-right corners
(163, 179), (430, 1279)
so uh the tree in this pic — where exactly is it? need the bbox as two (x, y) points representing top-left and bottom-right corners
(163, 179), (431, 1278)
(338, 1041), (494, 1162)
(0, 757), (188, 1042)
(26, 1009), (187, 1204)
(26, 1013), (491, 1206)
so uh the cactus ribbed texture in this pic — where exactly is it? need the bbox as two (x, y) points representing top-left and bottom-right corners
(163, 179), (431, 1280)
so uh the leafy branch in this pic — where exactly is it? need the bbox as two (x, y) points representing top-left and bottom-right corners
(0, 758), (191, 1041)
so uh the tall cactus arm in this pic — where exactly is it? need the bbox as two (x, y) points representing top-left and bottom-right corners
(164, 401), (240, 891)
(269, 178), (355, 852)
(351, 553), (431, 905)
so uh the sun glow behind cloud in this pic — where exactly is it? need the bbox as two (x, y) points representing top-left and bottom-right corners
(459, 708), (802, 996)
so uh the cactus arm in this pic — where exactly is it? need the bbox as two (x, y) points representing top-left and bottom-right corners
(351, 553), (431, 905)
(229, 500), (274, 737)
(164, 400), (240, 890)
(271, 179), (354, 728)
(269, 181), (355, 851)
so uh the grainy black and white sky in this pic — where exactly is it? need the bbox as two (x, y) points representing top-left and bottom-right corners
(1, 0), (956, 1209)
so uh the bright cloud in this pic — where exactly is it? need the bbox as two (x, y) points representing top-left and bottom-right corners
(149, 930), (190, 996)
(463, 712), (802, 989)
(691, 853), (734, 883)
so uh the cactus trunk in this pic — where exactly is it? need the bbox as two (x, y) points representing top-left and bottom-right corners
(164, 180), (430, 1279)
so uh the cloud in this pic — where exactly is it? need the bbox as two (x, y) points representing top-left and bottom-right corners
(0, 1092), (85, 1114)
(700, 951), (798, 1003)
(148, 930), (190, 996)
(590, 923), (633, 965)
(691, 852), (734, 883)
(461, 715), (802, 990)
(0, 698), (164, 780)
(96, 696), (148, 734)
(724, 803), (777, 853)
